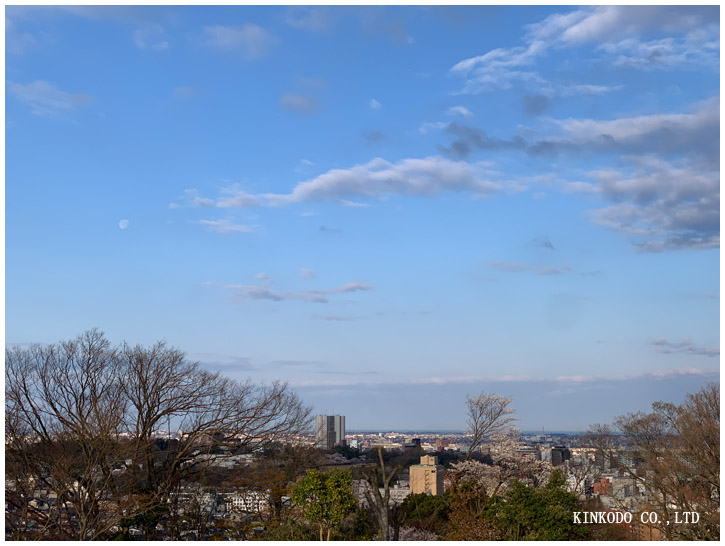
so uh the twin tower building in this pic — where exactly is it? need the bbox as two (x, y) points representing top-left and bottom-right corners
(315, 414), (346, 450)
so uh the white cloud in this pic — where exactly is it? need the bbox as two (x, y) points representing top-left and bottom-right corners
(450, 6), (718, 94)
(288, 367), (718, 388)
(558, 84), (623, 96)
(7, 80), (94, 116)
(203, 24), (276, 59)
(583, 153), (719, 252)
(133, 23), (169, 51)
(216, 186), (260, 208)
(263, 156), (501, 205)
(295, 159), (315, 174)
(599, 31), (719, 71)
(556, 97), (718, 149)
(418, 121), (447, 135)
(341, 200), (369, 208)
(184, 155), (507, 209)
(530, 97), (719, 163)
(446, 105), (474, 117)
(450, 40), (548, 94)
(198, 219), (255, 234)
(526, 6), (718, 46)
(299, 268), (317, 278)
(6, 16), (37, 54)
(184, 186), (259, 208)
(369, 98), (381, 110)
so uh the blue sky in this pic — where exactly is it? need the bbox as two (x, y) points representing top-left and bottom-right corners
(5, 5), (720, 430)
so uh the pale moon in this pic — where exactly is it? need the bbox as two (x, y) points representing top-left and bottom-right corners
(119, 219), (130, 230)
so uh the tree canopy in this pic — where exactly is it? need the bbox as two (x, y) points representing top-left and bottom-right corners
(290, 468), (356, 541)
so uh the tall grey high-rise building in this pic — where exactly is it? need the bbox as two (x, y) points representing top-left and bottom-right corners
(315, 415), (345, 449)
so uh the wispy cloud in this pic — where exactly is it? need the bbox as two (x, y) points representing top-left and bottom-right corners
(363, 130), (384, 143)
(418, 121), (447, 135)
(299, 268), (317, 278)
(280, 93), (318, 115)
(599, 32), (719, 71)
(6, 16), (37, 54)
(306, 282), (374, 296)
(224, 285), (324, 303)
(649, 337), (719, 357)
(181, 187), (259, 208)
(450, 40), (546, 94)
(489, 261), (530, 273)
(446, 105), (473, 117)
(193, 353), (255, 371)
(341, 200), (369, 208)
(215, 280), (374, 304)
(533, 236), (555, 250)
(450, 6), (718, 94)
(203, 23), (276, 59)
(524, 6), (717, 47)
(369, 98), (382, 110)
(536, 265), (572, 276)
(295, 159), (315, 174)
(290, 367), (718, 388)
(285, 7), (332, 32)
(319, 225), (342, 234)
(173, 86), (197, 98)
(312, 314), (362, 322)
(7, 80), (94, 116)
(488, 261), (572, 276)
(132, 23), (169, 51)
(198, 219), (255, 234)
(358, 6), (413, 45)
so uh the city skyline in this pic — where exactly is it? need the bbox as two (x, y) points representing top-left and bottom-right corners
(6, 5), (719, 430)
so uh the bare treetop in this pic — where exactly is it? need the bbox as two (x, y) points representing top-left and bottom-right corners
(5, 329), (312, 540)
(465, 392), (517, 461)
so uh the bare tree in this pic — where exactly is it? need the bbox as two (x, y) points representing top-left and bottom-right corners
(464, 392), (517, 461)
(360, 446), (407, 541)
(588, 383), (719, 540)
(563, 452), (602, 498)
(5, 330), (312, 540)
(119, 341), (312, 538)
(6, 330), (125, 540)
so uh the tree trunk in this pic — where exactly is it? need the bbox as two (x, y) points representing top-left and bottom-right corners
(392, 505), (401, 541)
(380, 509), (389, 540)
